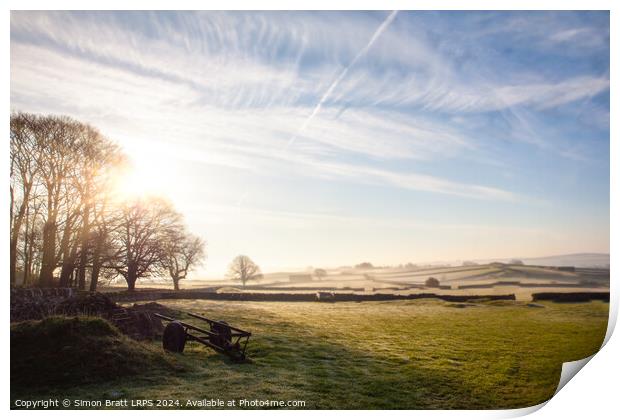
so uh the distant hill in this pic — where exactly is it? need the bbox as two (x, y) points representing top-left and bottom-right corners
(520, 253), (609, 268)
(467, 253), (609, 269)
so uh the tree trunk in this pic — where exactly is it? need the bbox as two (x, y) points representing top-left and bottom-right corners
(10, 240), (17, 287)
(89, 248), (102, 292)
(90, 264), (101, 292)
(77, 205), (90, 290)
(59, 229), (79, 287)
(127, 275), (137, 291)
(126, 264), (138, 291)
(39, 219), (57, 286)
(10, 182), (32, 286)
(23, 247), (30, 286)
(173, 276), (180, 291)
(59, 260), (74, 287)
(25, 232), (35, 286)
(10, 223), (23, 286)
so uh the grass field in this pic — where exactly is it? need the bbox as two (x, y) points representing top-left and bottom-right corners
(100, 263), (610, 302)
(12, 298), (608, 409)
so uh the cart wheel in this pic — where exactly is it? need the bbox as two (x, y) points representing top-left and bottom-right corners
(162, 321), (186, 353)
(230, 351), (246, 362)
(210, 320), (232, 349)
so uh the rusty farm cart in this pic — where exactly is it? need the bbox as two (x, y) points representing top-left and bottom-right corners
(154, 312), (251, 361)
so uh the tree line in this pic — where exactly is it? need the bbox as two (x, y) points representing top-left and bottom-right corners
(10, 112), (204, 291)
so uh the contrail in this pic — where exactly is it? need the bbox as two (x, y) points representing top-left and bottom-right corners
(287, 10), (399, 147)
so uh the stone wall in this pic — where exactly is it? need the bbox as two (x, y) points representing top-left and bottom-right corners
(107, 289), (516, 303)
(10, 288), (166, 340)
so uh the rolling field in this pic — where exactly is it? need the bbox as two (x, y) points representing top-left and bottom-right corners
(13, 298), (609, 409)
(100, 263), (610, 302)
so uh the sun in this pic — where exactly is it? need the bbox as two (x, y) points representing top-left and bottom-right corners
(111, 153), (170, 200)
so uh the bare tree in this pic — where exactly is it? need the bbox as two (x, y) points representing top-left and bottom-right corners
(163, 230), (205, 290)
(88, 195), (118, 291)
(73, 128), (122, 290)
(10, 113), (42, 285)
(20, 195), (44, 285)
(10, 113), (126, 288)
(108, 197), (182, 291)
(227, 255), (262, 287)
(35, 116), (86, 286)
(56, 200), (82, 287)
(86, 155), (128, 291)
(314, 268), (327, 281)
(10, 112), (204, 292)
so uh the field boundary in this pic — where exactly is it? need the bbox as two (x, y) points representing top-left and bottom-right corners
(105, 290), (516, 303)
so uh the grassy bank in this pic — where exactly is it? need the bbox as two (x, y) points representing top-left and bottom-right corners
(11, 317), (183, 390)
(11, 299), (608, 409)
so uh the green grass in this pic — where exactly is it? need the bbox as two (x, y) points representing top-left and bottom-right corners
(11, 316), (183, 390)
(11, 299), (608, 409)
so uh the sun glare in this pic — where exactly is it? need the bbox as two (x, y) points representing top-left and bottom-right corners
(112, 153), (171, 200)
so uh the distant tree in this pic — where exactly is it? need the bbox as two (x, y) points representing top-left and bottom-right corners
(314, 268), (327, 281)
(163, 230), (205, 291)
(404, 262), (417, 270)
(425, 277), (440, 288)
(355, 262), (374, 269)
(509, 259), (524, 265)
(462, 261), (478, 266)
(227, 255), (262, 287)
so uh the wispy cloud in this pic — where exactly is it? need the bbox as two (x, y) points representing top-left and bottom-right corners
(13, 38), (516, 202)
(11, 11), (608, 117)
(10, 11), (609, 273)
(10, 11), (610, 201)
(288, 11), (398, 146)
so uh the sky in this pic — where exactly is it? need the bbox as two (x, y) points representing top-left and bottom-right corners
(10, 11), (610, 278)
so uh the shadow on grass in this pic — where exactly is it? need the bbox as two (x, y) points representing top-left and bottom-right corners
(11, 321), (481, 409)
(11, 300), (607, 409)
